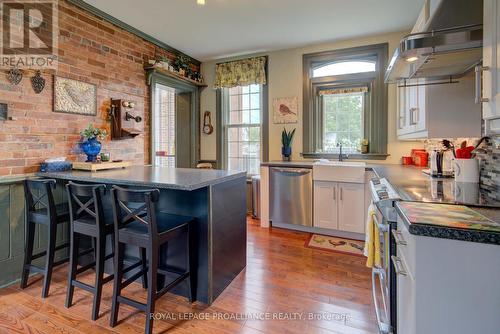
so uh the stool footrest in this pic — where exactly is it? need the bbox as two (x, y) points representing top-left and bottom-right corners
(31, 242), (70, 260)
(157, 272), (189, 299)
(71, 280), (96, 293)
(122, 259), (144, 274)
(121, 269), (147, 289)
(25, 265), (45, 275)
(117, 295), (147, 312)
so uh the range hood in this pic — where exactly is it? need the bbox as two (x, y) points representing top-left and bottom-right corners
(385, 0), (484, 83)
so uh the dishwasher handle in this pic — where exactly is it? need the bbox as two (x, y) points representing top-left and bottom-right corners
(270, 167), (311, 175)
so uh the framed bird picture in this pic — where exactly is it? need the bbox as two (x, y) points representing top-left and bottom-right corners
(54, 76), (97, 116)
(273, 96), (298, 124)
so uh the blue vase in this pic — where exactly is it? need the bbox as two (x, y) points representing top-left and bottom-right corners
(81, 137), (102, 162)
(282, 146), (292, 161)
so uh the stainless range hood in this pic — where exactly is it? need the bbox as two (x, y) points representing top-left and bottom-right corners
(385, 0), (484, 83)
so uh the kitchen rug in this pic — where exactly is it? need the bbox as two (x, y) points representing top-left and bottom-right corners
(305, 234), (365, 256)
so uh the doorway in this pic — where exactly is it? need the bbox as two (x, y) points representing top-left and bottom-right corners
(151, 78), (199, 168)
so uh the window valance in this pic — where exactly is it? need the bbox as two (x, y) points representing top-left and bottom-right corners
(318, 86), (369, 96)
(214, 56), (267, 89)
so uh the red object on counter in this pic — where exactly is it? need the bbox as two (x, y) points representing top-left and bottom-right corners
(402, 156), (413, 165)
(456, 146), (474, 159)
(412, 150), (428, 167)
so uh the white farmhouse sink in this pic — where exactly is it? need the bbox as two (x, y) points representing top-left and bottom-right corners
(313, 161), (366, 183)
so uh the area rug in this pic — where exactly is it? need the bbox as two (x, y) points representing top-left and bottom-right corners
(305, 234), (365, 256)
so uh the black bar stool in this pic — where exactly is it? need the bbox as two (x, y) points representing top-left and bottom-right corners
(65, 181), (116, 321)
(109, 186), (194, 334)
(21, 179), (70, 298)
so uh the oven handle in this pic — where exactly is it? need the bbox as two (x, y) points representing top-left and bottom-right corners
(391, 229), (407, 246)
(372, 268), (392, 334)
(373, 212), (389, 233)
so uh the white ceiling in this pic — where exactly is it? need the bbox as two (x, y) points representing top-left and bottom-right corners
(83, 0), (424, 61)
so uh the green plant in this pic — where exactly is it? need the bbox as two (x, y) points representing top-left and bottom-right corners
(174, 54), (190, 71)
(281, 128), (296, 148)
(81, 124), (107, 140)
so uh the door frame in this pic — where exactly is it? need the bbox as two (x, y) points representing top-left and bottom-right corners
(148, 71), (200, 168)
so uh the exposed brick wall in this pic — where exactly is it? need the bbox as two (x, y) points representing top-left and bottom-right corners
(0, 0), (199, 176)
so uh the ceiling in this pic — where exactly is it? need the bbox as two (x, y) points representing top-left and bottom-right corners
(83, 0), (424, 61)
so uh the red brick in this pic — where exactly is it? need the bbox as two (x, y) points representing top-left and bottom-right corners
(0, 0), (200, 175)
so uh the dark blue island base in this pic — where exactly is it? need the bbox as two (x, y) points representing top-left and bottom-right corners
(36, 166), (247, 305)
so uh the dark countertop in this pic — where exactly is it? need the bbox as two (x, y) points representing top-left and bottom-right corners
(370, 164), (500, 208)
(36, 165), (247, 191)
(396, 202), (500, 245)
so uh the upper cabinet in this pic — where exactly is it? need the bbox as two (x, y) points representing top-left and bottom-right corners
(397, 72), (482, 140)
(482, 0), (500, 135)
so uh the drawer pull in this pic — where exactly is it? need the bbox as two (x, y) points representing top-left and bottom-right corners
(391, 256), (408, 276)
(392, 230), (407, 245)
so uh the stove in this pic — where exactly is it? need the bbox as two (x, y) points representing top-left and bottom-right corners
(369, 177), (400, 334)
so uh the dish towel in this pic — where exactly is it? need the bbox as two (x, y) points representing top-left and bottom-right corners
(364, 203), (381, 268)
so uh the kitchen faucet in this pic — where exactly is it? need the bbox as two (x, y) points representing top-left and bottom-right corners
(337, 142), (348, 162)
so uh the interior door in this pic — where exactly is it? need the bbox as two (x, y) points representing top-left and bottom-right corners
(338, 182), (365, 233)
(313, 181), (338, 229)
(176, 92), (192, 168)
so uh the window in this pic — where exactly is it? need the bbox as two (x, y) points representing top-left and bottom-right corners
(303, 43), (388, 159)
(322, 90), (365, 154)
(221, 84), (262, 175)
(313, 61), (376, 78)
(153, 84), (176, 167)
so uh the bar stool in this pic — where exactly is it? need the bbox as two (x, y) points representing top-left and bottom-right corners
(109, 186), (194, 334)
(65, 181), (116, 321)
(21, 179), (70, 298)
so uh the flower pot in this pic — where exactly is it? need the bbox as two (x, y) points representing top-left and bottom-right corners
(81, 137), (102, 162)
(282, 146), (292, 161)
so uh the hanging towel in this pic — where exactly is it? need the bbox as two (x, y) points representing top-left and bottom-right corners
(364, 203), (381, 268)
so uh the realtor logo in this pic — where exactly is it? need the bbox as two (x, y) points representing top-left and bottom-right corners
(0, 0), (58, 69)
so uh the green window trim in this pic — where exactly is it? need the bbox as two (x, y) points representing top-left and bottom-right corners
(216, 85), (269, 171)
(147, 69), (201, 167)
(303, 43), (389, 160)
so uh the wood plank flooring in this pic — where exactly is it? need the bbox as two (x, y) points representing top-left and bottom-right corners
(0, 217), (377, 334)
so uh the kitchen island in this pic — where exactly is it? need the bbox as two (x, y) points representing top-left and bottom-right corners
(36, 165), (247, 305)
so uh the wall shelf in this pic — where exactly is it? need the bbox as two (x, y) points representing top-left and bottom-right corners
(144, 66), (207, 88)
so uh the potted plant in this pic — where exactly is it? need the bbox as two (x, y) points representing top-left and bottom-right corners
(80, 124), (107, 162)
(174, 55), (190, 77)
(281, 128), (296, 161)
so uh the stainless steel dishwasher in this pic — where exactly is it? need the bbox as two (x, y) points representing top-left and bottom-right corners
(270, 167), (312, 227)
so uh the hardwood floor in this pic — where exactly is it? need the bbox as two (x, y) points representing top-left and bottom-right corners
(0, 217), (377, 334)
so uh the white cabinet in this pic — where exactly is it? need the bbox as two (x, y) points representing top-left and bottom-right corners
(337, 183), (365, 233)
(396, 72), (482, 140)
(394, 216), (500, 334)
(482, 0), (500, 134)
(313, 181), (364, 234)
(313, 181), (337, 229)
(397, 79), (426, 138)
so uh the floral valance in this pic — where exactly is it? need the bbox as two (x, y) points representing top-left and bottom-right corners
(214, 56), (267, 89)
(318, 86), (369, 96)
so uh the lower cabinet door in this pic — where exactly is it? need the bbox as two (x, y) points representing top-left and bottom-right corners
(396, 253), (416, 334)
(337, 182), (365, 233)
(313, 181), (337, 229)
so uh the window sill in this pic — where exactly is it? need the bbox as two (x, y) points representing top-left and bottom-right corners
(301, 152), (390, 160)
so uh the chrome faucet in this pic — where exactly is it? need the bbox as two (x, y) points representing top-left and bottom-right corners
(337, 142), (348, 162)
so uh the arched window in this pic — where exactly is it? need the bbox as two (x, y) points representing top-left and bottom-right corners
(303, 44), (388, 159)
(312, 61), (376, 78)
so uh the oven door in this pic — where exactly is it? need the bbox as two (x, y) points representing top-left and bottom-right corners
(371, 207), (393, 334)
